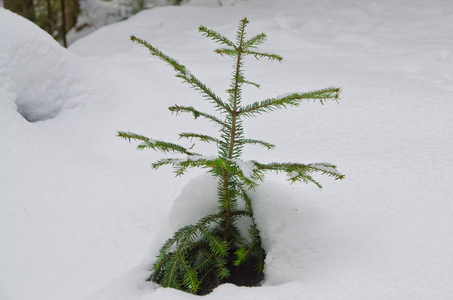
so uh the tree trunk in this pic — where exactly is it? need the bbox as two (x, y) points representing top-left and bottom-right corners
(61, 0), (80, 47)
(64, 0), (79, 32)
(45, 0), (54, 34)
(60, 0), (67, 47)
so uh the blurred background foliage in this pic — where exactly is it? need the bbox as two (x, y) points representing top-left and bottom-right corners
(2, 0), (188, 47)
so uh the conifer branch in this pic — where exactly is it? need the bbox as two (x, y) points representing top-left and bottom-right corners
(249, 225), (265, 273)
(151, 212), (237, 292)
(228, 72), (260, 88)
(254, 161), (344, 179)
(234, 223), (264, 272)
(215, 258), (231, 279)
(161, 256), (180, 288)
(152, 157), (217, 176)
(242, 50), (283, 61)
(193, 250), (215, 272)
(194, 250), (229, 279)
(255, 248), (265, 273)
(181, 256), (200, 293)
(179, 133), (225, 145)
(229, 165), (260, 191)
(117, 131), (200, 156)
(199, 26), (236, 48)
(307, 162), (345, 179)
(155, 222), (214, 265)
(131, 35), (231, 113)
(169, 105), (230, 129)
(253, 161), (345, 187)
(236, 184), (253, 214)
(243, 80), (260, 88)
(243, 33), (267, 49)
(214, 48), (237, 57)
(199, 227), (229, 257)
(238, 87), (341, 117)
(236, 138), (275, 150)
(179, 74), (232, 113)
(234, 240), (258, 266)
(130, 35), (188, 74)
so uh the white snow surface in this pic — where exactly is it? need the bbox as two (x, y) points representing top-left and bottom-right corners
(1, 0), (453, 299)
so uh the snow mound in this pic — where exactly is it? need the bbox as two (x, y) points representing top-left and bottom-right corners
(164, 172), (327, 287)
(0, 8), (89, 122)
(91, 173), (328, 300)
(169, 173), (219, 229)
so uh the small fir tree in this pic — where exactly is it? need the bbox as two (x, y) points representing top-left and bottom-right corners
(118, 18), (344, 295)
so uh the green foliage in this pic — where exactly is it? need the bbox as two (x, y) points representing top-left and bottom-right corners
(119, 17), (344, 295)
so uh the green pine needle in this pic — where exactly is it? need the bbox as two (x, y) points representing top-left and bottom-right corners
(238, 87), (341, 117)
(179, 132), (225, 145)
(214, 48), (237, 57)
(243, 33), (267, 49)
(169, 105), (230, 129)
(117, 131), (200, 156)
(131, 35), (188, 75)
(237, 138), (275, 150)
(243, 50), (283, 61)
(199, 25), (236, 48)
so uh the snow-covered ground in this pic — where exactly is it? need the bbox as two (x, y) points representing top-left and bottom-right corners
(1, 0), (453, 299)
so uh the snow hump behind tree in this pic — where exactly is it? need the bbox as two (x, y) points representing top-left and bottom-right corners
(0, 8), (96, 122)
(1, 0), (453, 300)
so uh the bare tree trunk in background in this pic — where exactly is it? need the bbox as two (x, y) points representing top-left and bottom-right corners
(45, 0), (55, 34)
(61, 0), (79, 47)
(60, 0), (67, 47)
(65, 0), (79, 31)
(4, 0), (80, 47)
(4, 0), (36, 21)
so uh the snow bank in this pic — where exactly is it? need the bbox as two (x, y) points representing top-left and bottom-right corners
(0, 8), (91, 122)
(87, 173), (329, 300)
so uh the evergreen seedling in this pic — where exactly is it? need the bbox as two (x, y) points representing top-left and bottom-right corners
(118, 18), (344, 295)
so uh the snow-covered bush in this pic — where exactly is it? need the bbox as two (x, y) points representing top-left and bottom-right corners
(118, 17), (344, 295)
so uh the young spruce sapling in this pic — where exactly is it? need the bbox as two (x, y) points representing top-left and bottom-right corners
(118, 18), (344, 295)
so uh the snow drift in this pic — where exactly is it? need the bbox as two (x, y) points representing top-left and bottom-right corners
(0, 8), (94, 122)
